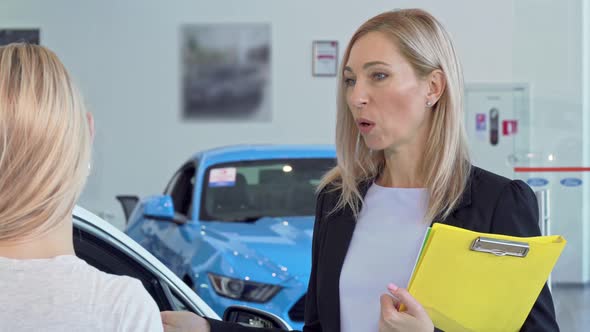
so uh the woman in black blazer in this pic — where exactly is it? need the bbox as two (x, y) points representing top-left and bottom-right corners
(303, 167), (558, 332)
(302, 9), (558, 331)
(162, 8), (558, 332)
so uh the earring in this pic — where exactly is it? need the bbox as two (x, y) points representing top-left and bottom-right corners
(426, 101), (432, 107)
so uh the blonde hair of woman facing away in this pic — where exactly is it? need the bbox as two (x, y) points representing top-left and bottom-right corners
(319, 8), (471, 223)
(0, 43), (163, 332)
(0, 44), (91, 249)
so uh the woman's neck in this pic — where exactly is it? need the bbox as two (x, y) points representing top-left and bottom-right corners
(0, 219), (75, 259)
(378, 141), (427, 188)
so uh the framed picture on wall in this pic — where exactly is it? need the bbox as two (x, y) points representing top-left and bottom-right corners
(0, 29), (40, 45)
(312, 40), (338, 77)
(181, 23), (271, 122)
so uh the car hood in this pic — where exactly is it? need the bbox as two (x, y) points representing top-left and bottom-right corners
(202, 216), (314, 284)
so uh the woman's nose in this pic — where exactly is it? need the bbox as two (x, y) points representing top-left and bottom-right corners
(350, 83), (369, 110)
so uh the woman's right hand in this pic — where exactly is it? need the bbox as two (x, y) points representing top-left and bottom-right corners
(378, 283), (434, 332)
(161, 311), (210, 332)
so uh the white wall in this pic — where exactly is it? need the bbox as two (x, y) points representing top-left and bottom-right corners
(0, 0), (516, 229)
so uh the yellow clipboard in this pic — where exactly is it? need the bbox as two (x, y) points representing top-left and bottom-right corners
(406, 223), (566, 332)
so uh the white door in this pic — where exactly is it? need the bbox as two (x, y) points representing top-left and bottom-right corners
(465, 84), (530, 179)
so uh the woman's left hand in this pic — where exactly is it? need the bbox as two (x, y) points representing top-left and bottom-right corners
(161, 311), (210, 332)
(378, 283), (434, 332)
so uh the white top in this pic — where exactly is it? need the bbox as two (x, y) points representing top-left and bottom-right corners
(0, 255), (163, 332)
(339, 183), (430, 332)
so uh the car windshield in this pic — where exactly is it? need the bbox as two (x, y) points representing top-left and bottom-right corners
(200, 158), (335, 221)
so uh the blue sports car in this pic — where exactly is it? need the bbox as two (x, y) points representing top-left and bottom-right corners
(124, 145), (336, 329)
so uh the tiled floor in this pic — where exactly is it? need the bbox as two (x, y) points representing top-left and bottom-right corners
(552, 284), (590, 331)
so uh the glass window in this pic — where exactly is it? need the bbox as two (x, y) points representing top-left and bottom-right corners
(165, 162), (198, 217)
(200, 158), (335, 221)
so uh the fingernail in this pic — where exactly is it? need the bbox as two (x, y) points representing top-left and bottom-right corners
(387, 283), (398, 291)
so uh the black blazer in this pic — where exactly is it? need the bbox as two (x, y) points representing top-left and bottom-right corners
(208, 166), (558, 332)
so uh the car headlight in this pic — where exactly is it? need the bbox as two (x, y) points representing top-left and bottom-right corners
(208, 273), (282, 303)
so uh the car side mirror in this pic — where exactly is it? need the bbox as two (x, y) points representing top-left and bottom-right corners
(143, 195), (176, 221)
(223, 306), (290, 330)
(143, 195), (189, 225)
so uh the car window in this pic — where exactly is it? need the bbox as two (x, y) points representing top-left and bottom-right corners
(200, 158), (335, 221)
(72, 221), (185, 311)
(165, 162), (197, 217)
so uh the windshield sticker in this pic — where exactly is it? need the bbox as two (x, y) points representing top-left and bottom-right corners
(209, 167), (237, 187)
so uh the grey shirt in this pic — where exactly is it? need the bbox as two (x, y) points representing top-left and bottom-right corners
(0, 255), (163, 331)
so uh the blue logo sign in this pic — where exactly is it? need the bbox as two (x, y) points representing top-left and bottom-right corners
(527, 178), (549, 187)
(560, 178), (582, 187)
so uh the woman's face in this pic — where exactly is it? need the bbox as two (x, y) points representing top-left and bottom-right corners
(344, 31), (433, 152)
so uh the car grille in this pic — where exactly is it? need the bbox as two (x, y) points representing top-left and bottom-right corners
(288, 294), (306, 322)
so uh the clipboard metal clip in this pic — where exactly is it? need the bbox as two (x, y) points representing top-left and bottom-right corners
(470, 237), (529, 258)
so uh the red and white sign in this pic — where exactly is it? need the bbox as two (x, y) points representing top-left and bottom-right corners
(313, 41), (338, 76)
(502, 120), (518, 136)
(209, 167), (237, 187)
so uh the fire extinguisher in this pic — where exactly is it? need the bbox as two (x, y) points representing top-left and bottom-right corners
(490, 107), (499, 146)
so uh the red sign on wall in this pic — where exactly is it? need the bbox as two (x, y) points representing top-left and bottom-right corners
(502, 120), (518, 136)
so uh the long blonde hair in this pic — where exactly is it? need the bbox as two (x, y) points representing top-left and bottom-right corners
(319, 9), (471, 223)
(0, 43), (92, 242)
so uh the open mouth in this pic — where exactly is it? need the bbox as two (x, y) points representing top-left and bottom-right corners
(356, 118), (374, 126)
(356, 118), (375, 133)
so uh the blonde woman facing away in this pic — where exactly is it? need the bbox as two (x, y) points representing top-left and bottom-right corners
(0, 43), (162, 332)
(160, 8), (558, 332)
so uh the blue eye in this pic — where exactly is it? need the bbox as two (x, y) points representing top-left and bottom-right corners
(372, 72), (388, 81)
(343, 78), (356, 87)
